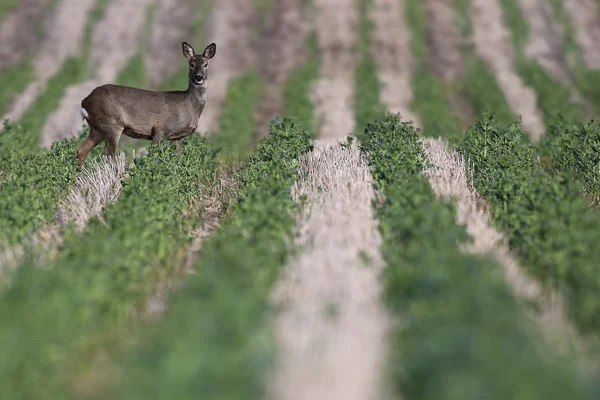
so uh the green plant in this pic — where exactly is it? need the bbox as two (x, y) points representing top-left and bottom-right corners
(107, 117), (313, 400)
(460, 112), (600, 333)
(362, 113), (593, 399)
(0, 134), (217, 399)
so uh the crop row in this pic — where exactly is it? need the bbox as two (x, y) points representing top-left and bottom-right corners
(538, 117), (600, 204)
(104, 118), (313, 399)
(458, 113), (600, 333)
(360, 113), (593, 399)
(0, 135), (217, 399)
(0, 124), (102, 247)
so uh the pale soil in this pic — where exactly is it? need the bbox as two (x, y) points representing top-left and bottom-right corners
(196, 0), (257, 134)
(255, 0), (308, 139)
(516, 0), (571, 83)
(269, 140), (392, 400)
(3, 0), (96, 123)
(0, 0), (49, 74)
(424, 0), (464, 81)
(471, 0), (545, 141)
(422, 137), (586, 364)
(40, 0), (156, 148)
(370, 0), (420, 126)
(146, 0), (194, 87)
(563, 0), (600, 69)
(0, 154), (127, 286)
(311, 0), (358, 138)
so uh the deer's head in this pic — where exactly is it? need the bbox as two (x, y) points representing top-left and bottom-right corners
(182, 42), (216, 90)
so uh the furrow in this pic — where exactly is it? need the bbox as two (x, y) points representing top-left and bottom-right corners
(422, 137), (585, 361)
(425, 0), (464, 81)
(471, 0), (545, 140)
(3, 0), (96, 122)
(562, 0), (600, 69)
(515, 0), (571, 83)
(370, 0), (420, 126)
(196, 0), (257, 134)
(146, 0), (194, 87)
(269, 140), (392, 400)
(0, 0), (49, 73)
(40, 0), (156, 148)
(311, 0), (358, 138)
(255, 0), (308, 139)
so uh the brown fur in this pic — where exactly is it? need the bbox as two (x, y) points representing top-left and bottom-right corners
(76, 41), (216, 167)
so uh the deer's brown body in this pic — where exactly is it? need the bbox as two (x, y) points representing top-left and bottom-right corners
(77, 42), (216, 167)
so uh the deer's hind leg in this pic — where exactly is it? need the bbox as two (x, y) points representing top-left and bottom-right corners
(77, 126), (104, 168)
(103, 130), (122, 160)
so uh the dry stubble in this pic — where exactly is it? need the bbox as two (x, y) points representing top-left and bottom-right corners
(269, 140), (392, 400)
(311, 0), (358, 138)
(471, 0), (545, 140)
(422, 137), (586, 363)
(370, 0), (420, 126)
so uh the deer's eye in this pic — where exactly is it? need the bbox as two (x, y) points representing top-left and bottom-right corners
(190, 63), (195, 69)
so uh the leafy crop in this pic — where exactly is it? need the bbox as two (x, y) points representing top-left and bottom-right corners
(459, 113), (600, 333)
(0, 135), (217, 399)
(0, 124), (84, 246)
(538, 117), (600, 203)
(361, 113), (592, 399)
(107, 117), (313, 400)
(211, 69), (263, 161)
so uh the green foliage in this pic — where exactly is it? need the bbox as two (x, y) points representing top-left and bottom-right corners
(354, 0), (386, 138)
(406, 0), (461, 140)
(283, 32), (319, 135)
(211, 69), (263, 161)
(460, 113), (600, 333)
(362, 113), (593, 399)
(499, 0), (585, 125)
(108, 117), (313, 400)
(0, 135), (217, 399)
(538, 117), (600, 203)
(0, 126), (82, 246)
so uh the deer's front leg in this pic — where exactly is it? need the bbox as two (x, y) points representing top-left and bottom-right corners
(176, 139), (182, 156)
(152, 128), (165, 145)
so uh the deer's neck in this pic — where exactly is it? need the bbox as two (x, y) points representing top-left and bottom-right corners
(187, 83), (207, 108)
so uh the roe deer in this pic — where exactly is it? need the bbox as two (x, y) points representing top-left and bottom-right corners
(76, 41), (217, 167)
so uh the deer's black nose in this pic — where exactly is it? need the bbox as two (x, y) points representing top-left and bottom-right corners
(194, 75), (204, 84)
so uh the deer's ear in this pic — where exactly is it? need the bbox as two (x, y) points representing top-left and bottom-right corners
(203, 43), (216, 59)
(182, 42), (195, 60)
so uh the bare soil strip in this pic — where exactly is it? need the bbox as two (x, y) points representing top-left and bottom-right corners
(146, 0), (194, 87)
(422, 137), (587, 363)
(41, 0), (156, 147)
(425, 0), (464, 82)
(471, 0), (545, 140)
(255, 0), (308, 139)
(269, 140), (392, 400)
(515, 0), (571, 83)
(0, 0), (49, 74)
(0, 154), (127, 285)
(370, 0), (420, 126)
(196, 0), (257, 134)
(310, 0), (358, 139)
(3, 0), (96, 122)
(563, 0), (600, 69)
